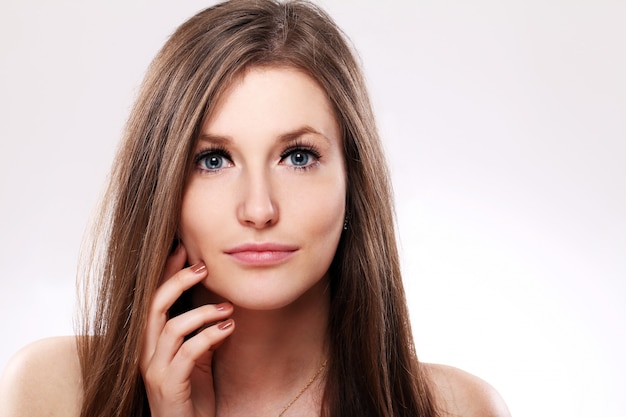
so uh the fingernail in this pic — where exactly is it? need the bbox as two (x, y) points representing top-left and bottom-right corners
(218, 319), (234, 330)
(216, 303), (230, 311)
(190, 262), (206, 274)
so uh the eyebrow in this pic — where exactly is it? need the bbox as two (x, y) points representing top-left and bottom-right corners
(196, 125), (331, 146)
(277, 126), (331, 144)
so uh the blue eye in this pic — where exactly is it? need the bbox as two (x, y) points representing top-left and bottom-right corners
(194, 148), (232, 173)
(201, 155), (225, 170)
(289, 151), (311, 166)
(281, 147), (321, 169)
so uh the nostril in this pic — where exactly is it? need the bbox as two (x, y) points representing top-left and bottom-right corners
(238, 198), (278, 228)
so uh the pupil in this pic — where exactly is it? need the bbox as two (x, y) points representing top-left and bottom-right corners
(293, 152), (307, 165)
(209, 156), (220, 167)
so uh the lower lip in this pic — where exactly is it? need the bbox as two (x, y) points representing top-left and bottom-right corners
(226, 250), (296, 266)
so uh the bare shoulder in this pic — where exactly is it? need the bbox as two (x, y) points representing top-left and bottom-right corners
(0, 336), (82, 417)
(423, 363), (511, 417)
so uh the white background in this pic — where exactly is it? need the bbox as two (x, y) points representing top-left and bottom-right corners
(1, 1), (624, 416)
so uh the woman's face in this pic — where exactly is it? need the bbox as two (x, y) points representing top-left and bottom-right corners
(180, 66), (346, 310)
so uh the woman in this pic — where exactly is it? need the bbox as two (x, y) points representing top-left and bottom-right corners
(0, 1), (510, 416)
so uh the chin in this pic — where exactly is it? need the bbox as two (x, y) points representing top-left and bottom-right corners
(231, 298), (298, 312)
(200, 271), (330, 312)
(218, 286), (312, 311)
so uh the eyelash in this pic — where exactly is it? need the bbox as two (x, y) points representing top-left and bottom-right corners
(280, 141), (322, 171)
(193, 141), (322, 173)
(193, 146), (232, 174)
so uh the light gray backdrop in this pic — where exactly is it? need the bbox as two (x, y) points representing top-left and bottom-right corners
(1, 1), (624, 416)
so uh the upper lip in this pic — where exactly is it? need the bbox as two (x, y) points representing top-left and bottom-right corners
(224, 243), (299, 254)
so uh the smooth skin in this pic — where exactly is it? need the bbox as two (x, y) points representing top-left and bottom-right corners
(0, 67), (510, 417)
(179, 67), (346, 313)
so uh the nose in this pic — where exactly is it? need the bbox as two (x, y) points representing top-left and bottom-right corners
(237, 169), (278, 228)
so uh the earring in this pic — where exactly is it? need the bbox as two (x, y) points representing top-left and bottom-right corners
(343, 215), (349, 231)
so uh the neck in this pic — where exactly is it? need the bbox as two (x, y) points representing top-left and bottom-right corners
(192, 279), (330, 416)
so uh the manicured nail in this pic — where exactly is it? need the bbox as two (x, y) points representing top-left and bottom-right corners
(191, 262), (206, 274)
(215, 303), (230, 311)
(218, 319), (234, 330)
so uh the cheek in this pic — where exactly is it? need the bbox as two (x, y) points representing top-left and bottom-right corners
(179, 185), (224, 262)
(285, 174), (346, 242)
(300, 179), (346, 277)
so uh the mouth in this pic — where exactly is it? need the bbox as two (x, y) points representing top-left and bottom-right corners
(224, 243), (299, 266)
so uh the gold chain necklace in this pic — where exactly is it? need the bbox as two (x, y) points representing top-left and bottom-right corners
(277, 359), (328, 417)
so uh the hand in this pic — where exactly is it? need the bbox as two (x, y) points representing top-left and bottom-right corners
(140, 245), (235, 417)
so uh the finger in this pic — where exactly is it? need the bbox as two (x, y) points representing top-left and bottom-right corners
(151, 261), (207, 318)
(141, 262), (208, 368)
(167, 318), (235, 382)
(149, 303), (233, 369)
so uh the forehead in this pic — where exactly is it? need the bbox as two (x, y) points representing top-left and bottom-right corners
(201, 66), (339, 138)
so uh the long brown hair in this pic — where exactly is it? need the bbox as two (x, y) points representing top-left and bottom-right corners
(77, 1), (438, 416)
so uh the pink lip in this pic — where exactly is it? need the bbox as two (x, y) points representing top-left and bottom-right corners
(224, 243), (298, 266)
